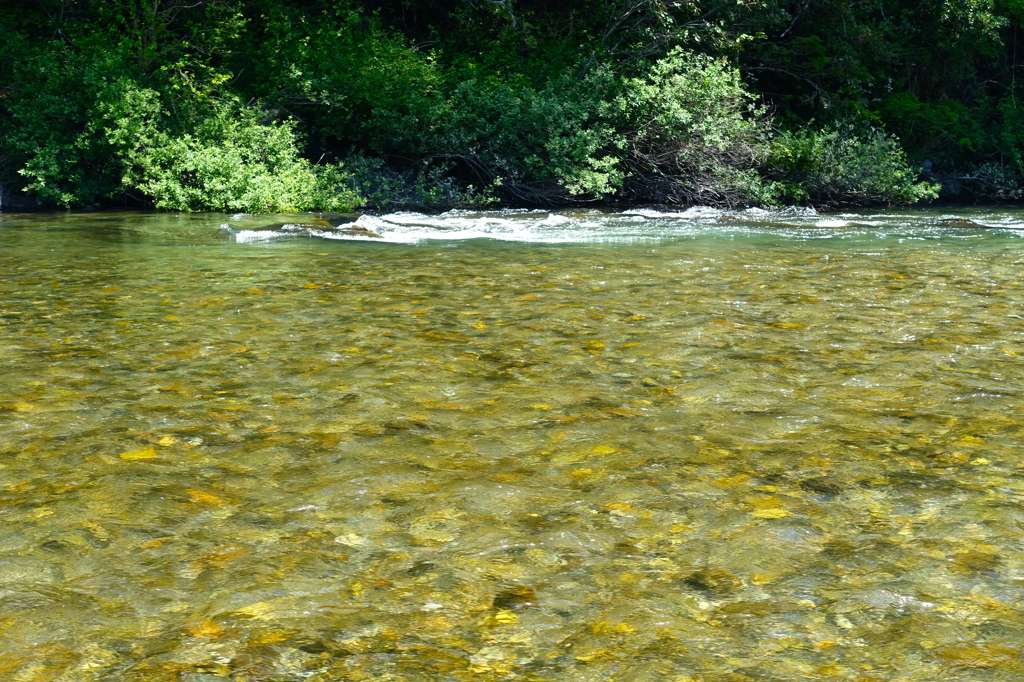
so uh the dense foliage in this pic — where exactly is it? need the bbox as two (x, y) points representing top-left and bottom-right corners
(5, 0), (1021, 211)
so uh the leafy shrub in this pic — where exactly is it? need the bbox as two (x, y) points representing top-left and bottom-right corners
(969, 95), (1024, 199)
(1, 13), (359, 213)
(957, 163), (1024, 201)
(423, 68), (622, 203)
(103, 86), (360, 212)
(4, 41), (126, 207)
(360, 49), (776, 207)
(612, 49), (775, 206)
(769, 123), (939, 206)
(239, 6), (447, 155)
(9, 66), (359, 211)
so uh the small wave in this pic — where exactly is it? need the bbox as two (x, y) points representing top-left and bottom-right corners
(539, 213), (571, 225)
(776, 206), (819, 217)
(233, 229), (294, 243)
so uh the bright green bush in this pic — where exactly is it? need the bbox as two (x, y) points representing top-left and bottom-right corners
(103, 87), (359, 212)
(612, 49), (775, 205)
(0, 6), (359, 213)
(9, 67), (359, 211)
(769, 124), (939, 206)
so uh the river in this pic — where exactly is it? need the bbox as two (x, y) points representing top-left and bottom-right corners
(2, 207), (1023, 680)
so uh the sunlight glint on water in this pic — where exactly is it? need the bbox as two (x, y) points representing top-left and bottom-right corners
(2, 208), (1024, 680)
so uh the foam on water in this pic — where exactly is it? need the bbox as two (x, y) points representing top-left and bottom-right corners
(221, 206), (1024, 245)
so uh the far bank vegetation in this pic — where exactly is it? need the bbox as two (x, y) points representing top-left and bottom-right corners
(7, 0), (1019, 212)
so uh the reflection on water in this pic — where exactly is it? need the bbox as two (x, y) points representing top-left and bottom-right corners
(2, 208), (1024, 680)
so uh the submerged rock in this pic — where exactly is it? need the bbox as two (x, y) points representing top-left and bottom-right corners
(267, 220), (384, 239)
(937, 643), (1017, 669)
(309, 219), (384, 238)
(684, 568), (741, 594)
(336, 224), (384, 238)
(717, 600), (783, 617)
(938, 217), (982, 227)
(799, 477), (842, 496)
(492, 585), (539, 610)
(952, 550), (1001, 574)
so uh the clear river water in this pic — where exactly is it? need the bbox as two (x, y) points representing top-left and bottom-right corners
(2, 207), (1024, 681)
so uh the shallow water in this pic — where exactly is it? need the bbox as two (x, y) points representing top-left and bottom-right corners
(2, 207), (1024, 680)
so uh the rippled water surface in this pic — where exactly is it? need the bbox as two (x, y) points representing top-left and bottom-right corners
(3, 207), (1024, 680)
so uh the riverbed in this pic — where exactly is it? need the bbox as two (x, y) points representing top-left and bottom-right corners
(2, 207), (1024, 680)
